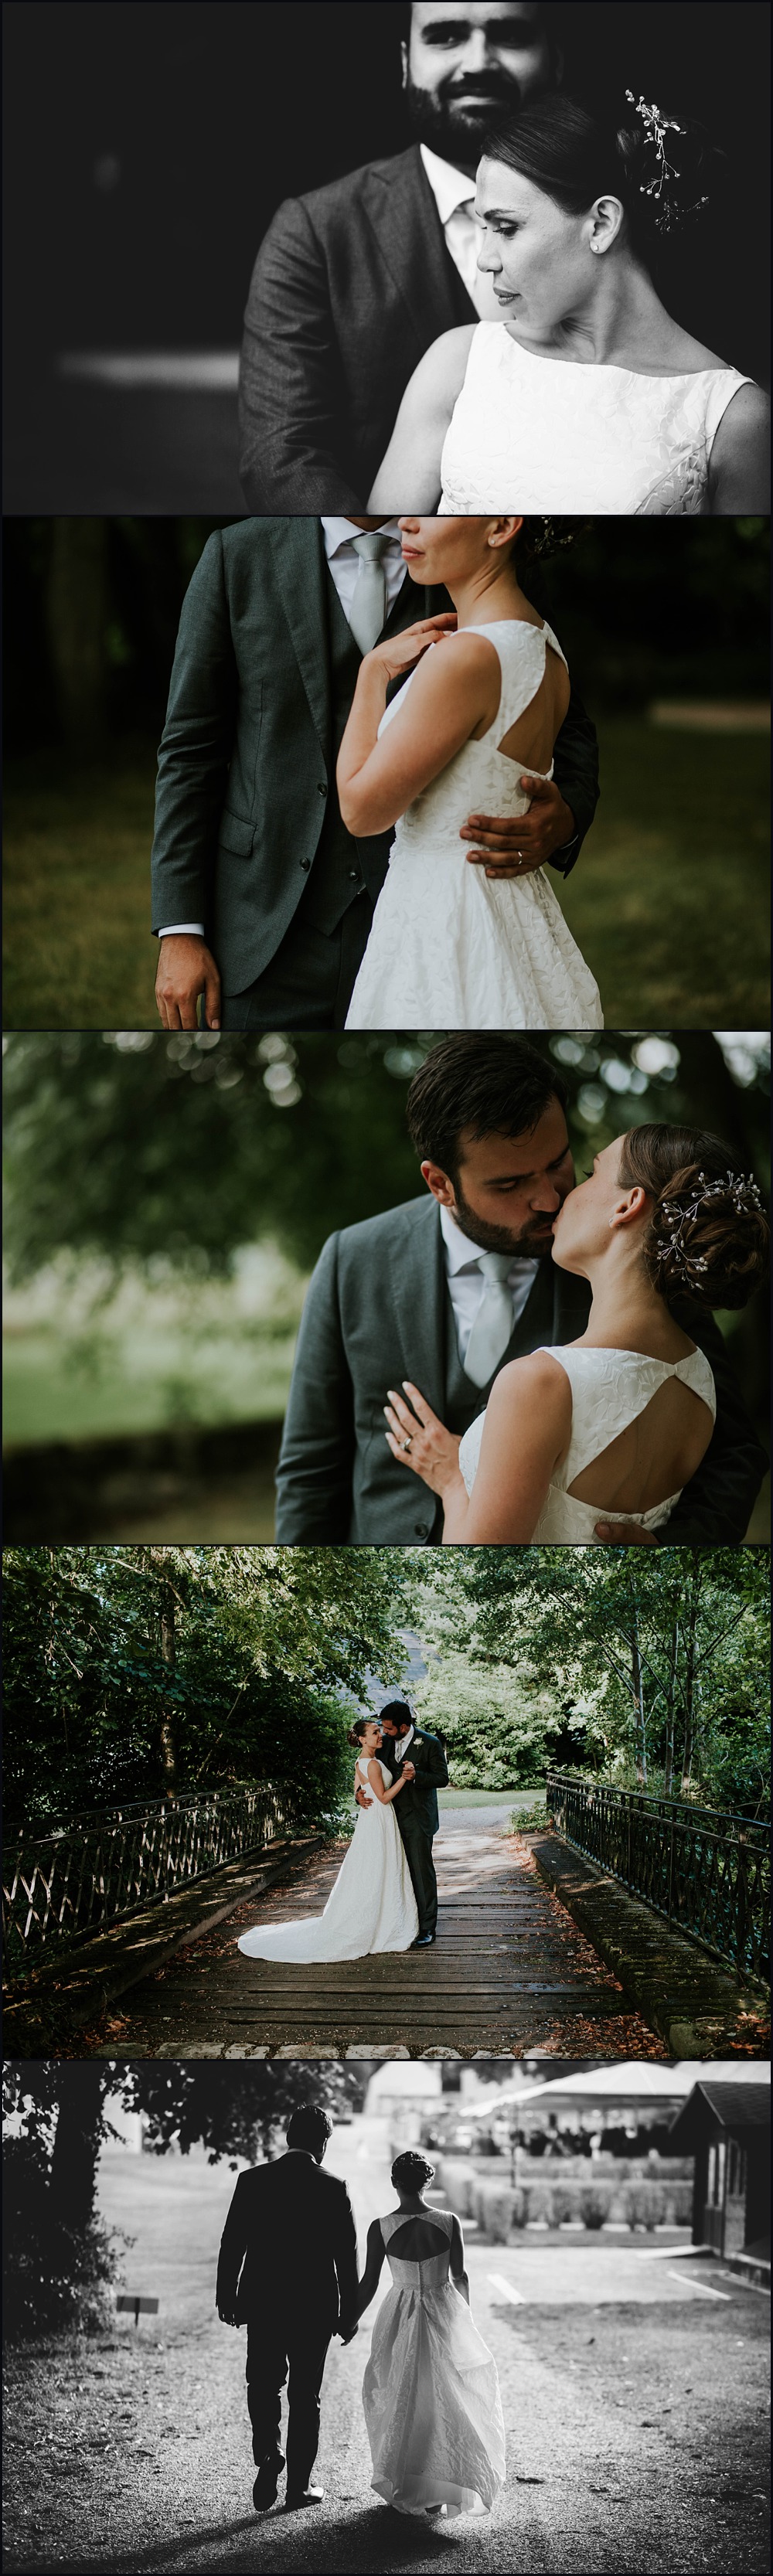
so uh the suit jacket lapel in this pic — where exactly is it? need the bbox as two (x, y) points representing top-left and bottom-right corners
(269, 516), (331, 767)
(361, 146), (476, 343)
(391, 1200), (448, 1419)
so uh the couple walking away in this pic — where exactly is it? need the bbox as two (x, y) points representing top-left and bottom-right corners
(276, 1036), (769, 1547)
(238, 1707), (448, 1962)
(216, 2105), (505, 2522)
(152, 512), (601, 1035)
(240, 4), (769, 514)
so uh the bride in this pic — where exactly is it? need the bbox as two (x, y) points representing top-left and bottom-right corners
(368, 95), (770, 516)
(383, 1124), (768, 1544)
(338, 512), (603, 1031)
(237, 1718), (419, 1960)
(359, 2149), (506, 2521)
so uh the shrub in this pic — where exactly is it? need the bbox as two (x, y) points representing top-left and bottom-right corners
(623, 2182), (662, 2234)
(472, 2182), (520, 2243)
(434, 2159), (476, 2217)
(577, 2186), (610, 2231)
(543, 2183), (577, 2228)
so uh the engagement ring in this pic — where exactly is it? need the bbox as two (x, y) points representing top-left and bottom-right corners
(400, 1438), (413, 1452)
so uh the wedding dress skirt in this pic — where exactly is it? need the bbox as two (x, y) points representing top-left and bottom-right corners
(363, 2212), (506, 2520)
(458, 1342), (717, 1541)
(439, 323), (754, 513)
(237, 1760), (418, 1960)
(345, 620), (603, 1031)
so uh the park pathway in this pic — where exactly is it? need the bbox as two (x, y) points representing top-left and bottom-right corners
(111, 1810), (662, 2059)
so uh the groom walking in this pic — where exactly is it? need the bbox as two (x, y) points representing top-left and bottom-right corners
(152, 515), (598, 1033)
(216, 2103), (359, 2515)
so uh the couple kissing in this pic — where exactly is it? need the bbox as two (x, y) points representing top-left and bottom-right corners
(237, 1705), (448, 1962)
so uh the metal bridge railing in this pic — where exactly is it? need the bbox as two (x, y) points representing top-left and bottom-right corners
(546, 1772), (770, 1985)
(2, 1785), (295, 1975)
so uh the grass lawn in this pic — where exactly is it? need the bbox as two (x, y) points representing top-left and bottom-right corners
(2, 1321), (297, 1448)
(3, 720), (769, 1028)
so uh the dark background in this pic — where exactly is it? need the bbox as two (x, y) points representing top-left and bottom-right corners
(3, 2), (770, 509)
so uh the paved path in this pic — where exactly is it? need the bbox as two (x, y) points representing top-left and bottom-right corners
(4, 2121), (769, 2574)
(108, 1819), (662, 2059)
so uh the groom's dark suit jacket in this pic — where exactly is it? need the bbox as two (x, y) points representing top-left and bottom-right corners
(240, 146), (477, 512)
(274, 1195), (767, 1547)
(150, 517), (599, 998)
(381, 1729), (449, 1837)
(216, 2150), (359, 2333)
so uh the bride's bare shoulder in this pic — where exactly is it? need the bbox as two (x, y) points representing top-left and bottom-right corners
(419, 323), (476, 393)
(489, 1349), (571, 1423)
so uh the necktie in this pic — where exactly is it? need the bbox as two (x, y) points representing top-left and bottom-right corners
(463, 1253), (515, 1388)
(348, 530), (390, 655)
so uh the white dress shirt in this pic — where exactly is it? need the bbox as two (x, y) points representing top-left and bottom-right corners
(420, 143), (496, 318)
(440, 1201), (540, 1367)
(158, 520), (407, 938)
(392, 1722), (415, 1761)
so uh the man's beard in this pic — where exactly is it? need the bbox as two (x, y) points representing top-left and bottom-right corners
(404, 73), (530, 168)
(451, 1174), (569, 1257)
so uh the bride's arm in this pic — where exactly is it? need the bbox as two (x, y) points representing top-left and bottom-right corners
(367, 325), (474, 511)
(707, 383), (770, 511)
(355, 2218), (386, 2317)
(337, 628), (498, 836)
(366, 1756), (409, 1805)
(449, 2214), (471, 2306)
(385, 1359), (571, 1542)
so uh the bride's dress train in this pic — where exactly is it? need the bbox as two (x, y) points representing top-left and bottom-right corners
(345, 619), (604, 1031)
(458, 1342), (717, 1540)
(363, 2209), (506, 2519)
(237, 1758), (418, 1961)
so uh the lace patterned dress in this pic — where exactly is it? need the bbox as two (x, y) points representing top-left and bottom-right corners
(363, 2209), (506, 2519)
(458, 1342), (717, 1541)
(439, 325), (754, 512)
(345, 620), (603, 1029)
(237, 1758), (418, 1960)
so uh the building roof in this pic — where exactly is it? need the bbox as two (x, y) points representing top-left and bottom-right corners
(457, 2061), (770, 2121)
(668, 2078), (771, 2153)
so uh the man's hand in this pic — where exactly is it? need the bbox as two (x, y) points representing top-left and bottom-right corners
(401, 1761), (416, 1781)
(339, 2321), (359, 2344)
(594, 1520), (658, 1547)
(216, 2304), (240, 2327)
(155, 934), (222, 1031)
(460, 775), (576, 877)
(354, 1783), (369, 1806)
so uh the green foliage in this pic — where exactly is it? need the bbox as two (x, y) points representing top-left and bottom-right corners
(2, 1545), (409, 1823)
(414, 1651), (553, 1786)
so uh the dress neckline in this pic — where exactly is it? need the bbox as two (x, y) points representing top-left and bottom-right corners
(499, 327), (736, 385)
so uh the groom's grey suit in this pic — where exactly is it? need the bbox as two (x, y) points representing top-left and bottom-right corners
(274, 1195), (767, 1546)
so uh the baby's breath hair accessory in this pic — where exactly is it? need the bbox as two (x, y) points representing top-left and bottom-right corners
(658, 1169), (764, 1280)
(624, 91), (710, 235)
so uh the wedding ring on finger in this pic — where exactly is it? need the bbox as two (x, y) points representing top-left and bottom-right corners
(400, 1438), (413, 1452)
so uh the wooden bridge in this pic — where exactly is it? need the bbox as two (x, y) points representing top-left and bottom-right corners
(107, 1810), (660, 2060)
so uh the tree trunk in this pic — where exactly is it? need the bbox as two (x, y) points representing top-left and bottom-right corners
(148, 1550), (179, 1798)
(680, 1578), (700, 1794)
(663, 1621), (679, 1794)
(48, 2064), (107, 2235)
(45, 519), (108, 758)
(629, 1591), (647, 1784)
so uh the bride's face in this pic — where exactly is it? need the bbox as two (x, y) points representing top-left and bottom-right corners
(398, 514), (522, 587)
(475, 156), (601, 334)
(550, 1135), (645, 1274)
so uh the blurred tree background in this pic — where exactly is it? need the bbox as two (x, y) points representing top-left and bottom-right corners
(2, 518), (770, 1028)
(2, 1029), (768, 1539)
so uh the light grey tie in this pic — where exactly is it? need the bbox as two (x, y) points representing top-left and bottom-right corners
(463, 1253), (515, 1389)
(348, 529), (390, 654)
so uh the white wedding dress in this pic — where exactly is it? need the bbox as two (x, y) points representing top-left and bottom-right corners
(237, 1758), (418, 1960)
(439, 324), (754, 512)
(363, 2209), (506, 2520)
(458, 1342), (717, 1540)
(345, 620), (603, 1029)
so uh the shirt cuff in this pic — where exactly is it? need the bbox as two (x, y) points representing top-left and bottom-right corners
(157, 923), (206, 938)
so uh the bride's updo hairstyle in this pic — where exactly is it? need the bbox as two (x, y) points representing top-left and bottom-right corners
(392, 2151), (435, 2191)
(348, 1717), (373, 1747)
(618, 1126), (769, 1310)
(482, 94), (720, 271)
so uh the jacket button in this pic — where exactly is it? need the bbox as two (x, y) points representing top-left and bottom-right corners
(414, 1521), (430, 1538)
(317, 781), (328, 797)
(300, 857), (311, 872)
(348, 869), (360, 882)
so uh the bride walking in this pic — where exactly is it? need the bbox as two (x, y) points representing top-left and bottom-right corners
(383, 1124), (768, 1544)
(359, 2150), (506, 2522)
(339, 513), (603, 1031)
(237, 1719), (419, 1962)
(369, 95), (769, 515)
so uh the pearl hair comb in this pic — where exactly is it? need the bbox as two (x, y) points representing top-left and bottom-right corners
(658, 1170), (764, 1278)
(624, 91), (710, 236)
